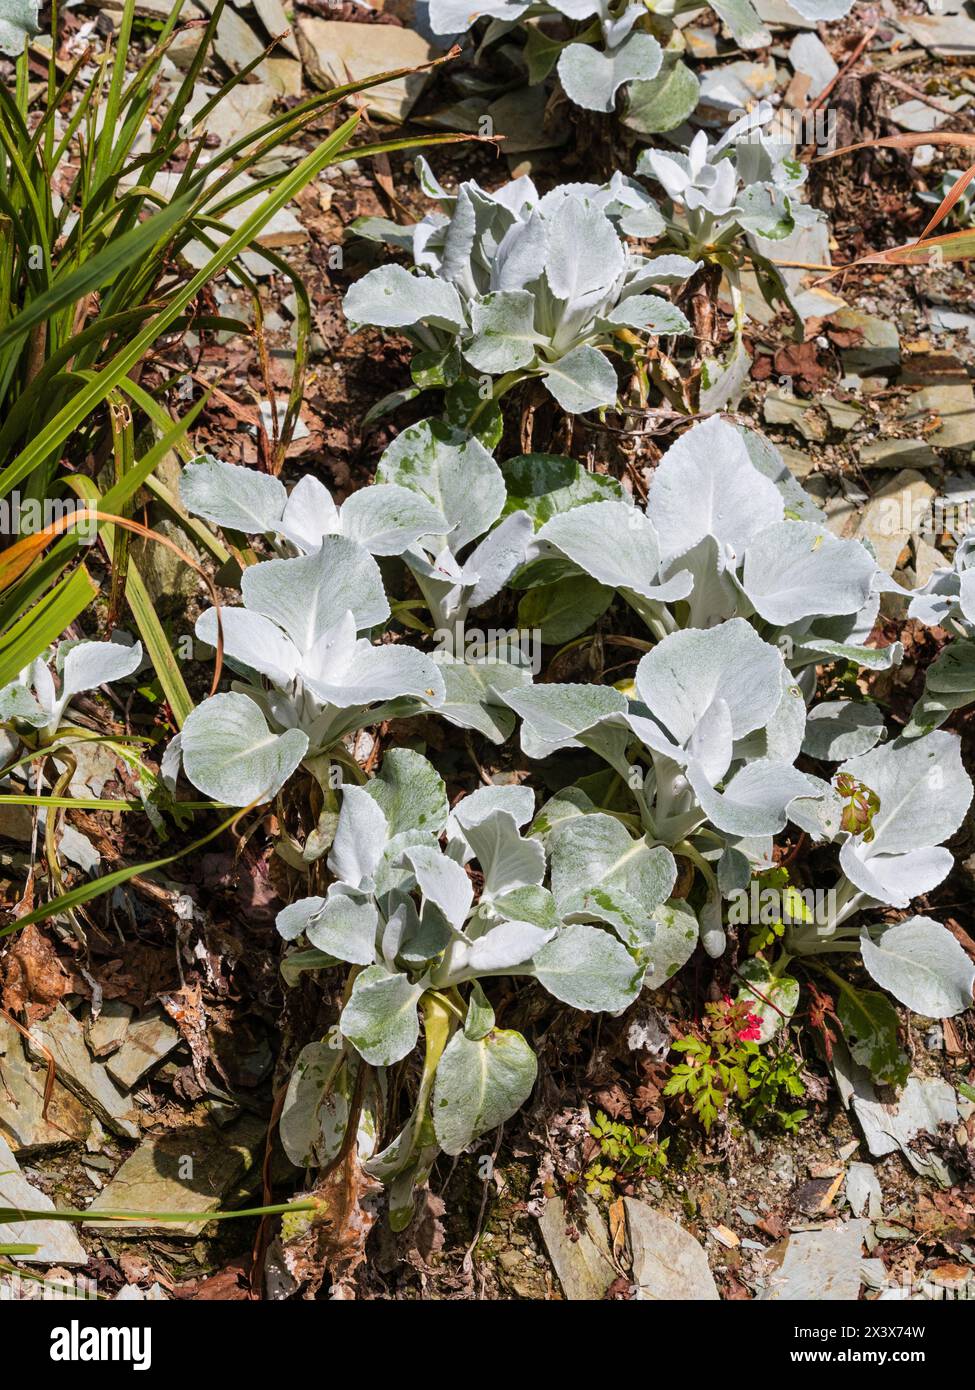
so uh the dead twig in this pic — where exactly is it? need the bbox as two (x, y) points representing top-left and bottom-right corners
(804, 25), (879, 133)
(876, 72), (968, 120)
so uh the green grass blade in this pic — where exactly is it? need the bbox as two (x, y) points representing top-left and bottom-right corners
(0, 795), (223, 810)
(0, 194), (193, 355)
(1, 1201), (315, 1225)
(0, 113), (362, 501)
(92, 496), (196, 727)
(91, 0), (136, 192)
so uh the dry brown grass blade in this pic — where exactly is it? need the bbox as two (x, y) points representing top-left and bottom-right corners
(807, 128), (975, 282)
(813, 225), (975, 282)
(0, 529), (55, 590)
(813, 132), (975, 162)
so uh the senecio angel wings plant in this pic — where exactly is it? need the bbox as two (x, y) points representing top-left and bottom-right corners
(176, 427), (539, 757)
(344, 159), (696, 417)
(636, 104), (815, 261)
(0, 638), (148, 872)
(431, 0), (668, 115)
(167, 411), (975, 1229)
(498, 416), (974, 1047)
(169, 462), (449, 810)
(633, 104), (827, 403)
(425, 0), (855, 118)
(171, 423), (633, 824)
(514, 415), (903, 677)
(902, 531), (975, 736)
(276, 753), (656, 1229)
(0, 639), (143, 747)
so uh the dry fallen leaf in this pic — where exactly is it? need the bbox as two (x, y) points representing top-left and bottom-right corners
(2, 923), (68, 1023)
(281, 1150), (382, 1299)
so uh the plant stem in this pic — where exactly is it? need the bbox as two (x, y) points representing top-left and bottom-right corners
(465, 370), (524, 430)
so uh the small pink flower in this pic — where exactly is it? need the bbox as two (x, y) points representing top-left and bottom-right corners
(737, 1013), (762, 1042)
